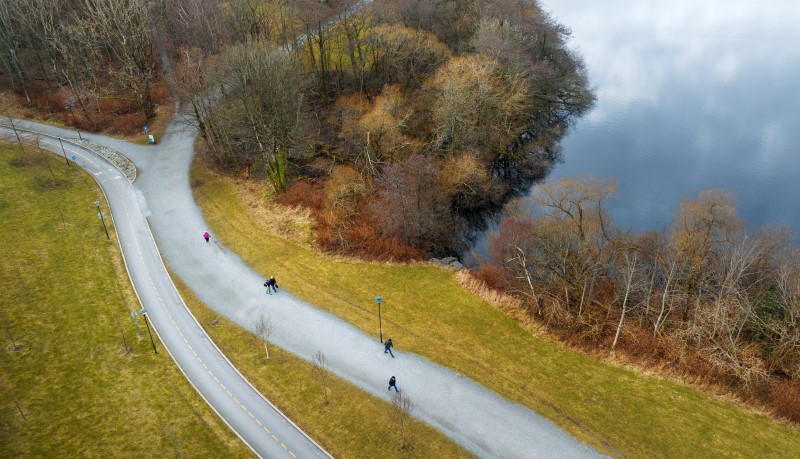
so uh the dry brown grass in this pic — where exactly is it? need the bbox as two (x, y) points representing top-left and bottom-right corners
(225, 175), (316, 246)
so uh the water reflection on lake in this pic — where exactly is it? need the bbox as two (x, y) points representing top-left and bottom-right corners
(472, 0), (800, 261)
(544, 0), (800, 235)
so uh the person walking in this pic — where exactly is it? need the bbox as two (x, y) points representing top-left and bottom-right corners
(263, 279), (272, 295)
(384, 338), (394, 358)
(268, 276), (279, 294)
(388, 375), (398, 392)
(203, 231), (210, 243)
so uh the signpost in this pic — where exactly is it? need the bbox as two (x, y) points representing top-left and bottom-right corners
(375, 296), (383, 343)
(131, 310), (142, 336)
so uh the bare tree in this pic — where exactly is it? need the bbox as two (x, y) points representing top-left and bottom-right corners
(370, 155), (454, 252)
(82, 0), (159, 119)
(427, 53), (532, 155)
(391, 391), (415, 451)
(313, 350), (330, 405)
(253, 313), (274, 360)
(612, 249), (640, 349)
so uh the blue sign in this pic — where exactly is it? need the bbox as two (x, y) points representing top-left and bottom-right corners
(375, 296), (383, 303)
(71, 155), (76, 161)
(143, 125), (149, 131)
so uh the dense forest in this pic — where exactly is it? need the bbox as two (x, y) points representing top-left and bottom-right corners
(0, 0), (594, 258)
(172, 0), (595, 258)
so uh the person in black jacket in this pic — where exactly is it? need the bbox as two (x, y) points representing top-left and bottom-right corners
(384, 338), (394, 358)
(388, 375), (398, 392)
(268, 276), (278, 294)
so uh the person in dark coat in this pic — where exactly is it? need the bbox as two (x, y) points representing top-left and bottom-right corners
(268, 276), (278, 293)
(388, 375), (398, 392)
(263, 279), (271, 295)
(384, 338), (394, 358)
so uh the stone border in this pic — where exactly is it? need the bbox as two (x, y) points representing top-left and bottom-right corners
(0, 121), (137, 183)
(70, 139), (137, 183)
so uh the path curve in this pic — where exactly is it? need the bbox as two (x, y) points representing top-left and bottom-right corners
(8, 117), (600, 458)
(1, 121), (331, 459)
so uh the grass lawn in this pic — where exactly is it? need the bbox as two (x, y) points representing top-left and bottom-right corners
(0, 142), (250, 458)
(191, 163), (800, 458)
(170, 275), (470, 458)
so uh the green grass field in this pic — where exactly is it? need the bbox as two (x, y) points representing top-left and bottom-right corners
(191, 163), (800, 458)
(0, 142), (250, 458)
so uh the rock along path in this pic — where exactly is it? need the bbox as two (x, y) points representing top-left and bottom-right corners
(10, 117), (601, 459)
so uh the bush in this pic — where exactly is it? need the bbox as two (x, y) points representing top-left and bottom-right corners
(150, 81), (171, 105)
(279, 180), (324, 212)
(110, 113), (147, 134)
(770, 380), (800, 424)
(472, 263), (512, 292)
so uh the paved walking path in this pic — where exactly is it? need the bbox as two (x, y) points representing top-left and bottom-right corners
(9, 118), (600, 458)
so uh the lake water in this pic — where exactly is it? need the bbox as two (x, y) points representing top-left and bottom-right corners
(523, 0), (800, 240)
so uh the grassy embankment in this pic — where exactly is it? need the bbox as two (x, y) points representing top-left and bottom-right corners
(191, 162), (800, 458)
(0, 140), (469, 458)
(0, 142), (249, 457)
(170, 275), (470, 458)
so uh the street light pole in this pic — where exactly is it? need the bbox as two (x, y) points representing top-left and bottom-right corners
(58, 138), (70, 167)
(94, 200), (110, 240)
(141, 308), (158, 355)
(375, 296), (383, 343)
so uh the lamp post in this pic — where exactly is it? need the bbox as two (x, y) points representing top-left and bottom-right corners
(140, 308), (158, 355)
(58, 138), (70, 167)
(375, 296), (383, 343)
(94, 200), (109, 240)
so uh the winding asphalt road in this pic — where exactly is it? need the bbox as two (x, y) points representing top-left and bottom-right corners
(1, 122), (330, 459)
(4, 118), (601, 458)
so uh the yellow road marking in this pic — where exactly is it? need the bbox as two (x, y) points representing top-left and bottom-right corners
(213, 376), (219, 383)
(233, 397), (240, 404)
(226, 390), (232, 397)
(255, 419), (262, 426)
(281, 443), (287, 450)
(271, 434), (278, 442)
(289, 452), (297, 458)
(263, 426), (270, 434)
(247, 411), (254, 418)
